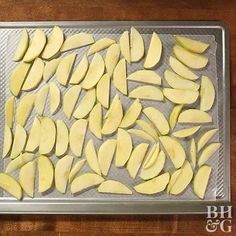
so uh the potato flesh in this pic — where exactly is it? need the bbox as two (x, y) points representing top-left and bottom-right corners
(5, 96), (15, 128)
(98, 180), (132, 194)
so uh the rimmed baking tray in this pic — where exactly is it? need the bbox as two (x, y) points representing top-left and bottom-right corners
(0, 21), (230, 214)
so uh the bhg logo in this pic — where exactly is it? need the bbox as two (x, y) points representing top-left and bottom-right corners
(206, 206), (232, 233)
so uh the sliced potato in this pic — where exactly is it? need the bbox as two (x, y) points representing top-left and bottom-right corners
(89, 103), (102, 139)
(200, 76), (215, 111)
(105, 43), (120, 76)
(5, 96), (15, 129)
(49, 82), (61, 115)
(60, 33), (94, 52)
(98, 180), (132, 194)
(129, 85), (163, 101)
(136, 120), (159, 140)
(63, 85), (81, 119)
(115, 129), (133, 167)
(169, 104), (183, 130)
(197, 128), (218, 152)
(167, 169), (181, 193)
(159, 136), (185, 169)
(55, 155), (73, 193)
(142, 143), (159, 169)
(0, 173), (22, 200)
(3, 125), (13, 158)
(13, 29), (29, 61)
(22, 58), (44, 91)
(43, 58), (61, 82)
(169, 56), (198, 80)
(23, 29), (46, 62)
(120, 99), (142, 128)
(73, 89), (96, 119)
(172, 126), (201, 138)
(178, 109), (212, 124)
(164, 70), (199, 91)
(193, 165), (212, 199)
(39, 117), (56, 155)
(34, 84), (49, 115)
(128, 129), (155, 142)
(119, 31), (130, 63)
(143, 107), (169, 135)
(69, 119), (88, 157)
(134, 172), (170, 195)
(41, 26), (64, 59)
(190, 138), (197, 169)
(96, 73), (110, 109)
(127, 70), (161, 85)
(127, 143), (149, 178)
(71, 173), (104, 194)
(98, 139), (116, 176)
(19, 160), (36, 198)
(87, 37), (115, 55)
(68, 159), (86, 183)
(55, 120), (69, 157)
(144, 32), (162, 69)
(130, 27), (144, 62)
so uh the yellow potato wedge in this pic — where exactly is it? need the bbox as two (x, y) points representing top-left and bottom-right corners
(190, 138), (197, 169)
(3, 125), (13, 158)
(96, 73), (110, 109)
(4, 96), (15, 129)
(128, 129), (155, 142)
(13, 29), (29, 61)
(169, 104), (183, 130)
(49, 82), (61, 115)
(68, 159), (86, 184)
(127, 70), (161, 85)
(167, 169), (182, 193)
(119, 31), (130, 63)
(172, 126), (201, 138)
(105, 43), (120, 76)
(98, 180), (132, 195)
(43, 58), (61, 82)
(89, 103), (102, 139)
(197, 128), (218, 152)
(130, 27), (144, 62)
(178, 109), (212, 124)
(136, 120), (159, 140)
(34, 84), (49, 115)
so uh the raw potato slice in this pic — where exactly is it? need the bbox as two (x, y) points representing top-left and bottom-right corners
(98, 139), (116, 176)
(159, 136), (186, 169)
(60, 33), (94, 52)
(173, 44), (208, 69)
(127, 70), (161, 85)
(43, 58), (61, 82)
(113, 58), (127, 95)
(56, 53), (76, 86)
(55, 120), (69, 156)
(167, 169), (181, 193)
(163, 88), (199, 104)
(6, 153), (34, 174)
(23, 29), (46, 62)
(63, 85), (81, 119)
(172, 126), (201, 138)
(69, 159), (86, 183)
(143, 107), (169, 135)
(164, 70), (199, 91)
(115, 129), (133, 167)
(139, 150), (166, 180)
(87, 37), (115, 56)
(25, 117), (40, 152)
(13, 29), (29, 61)
(119, 31), (130, 63)
(129, 85), (163, 101)
(102, 95), (123, 135)
(9, 63), (31, 97)
(71, 173), (104, 194)
(127, 143), (149, 179)
(5, 96), (15, 129)
(136, 120), (159, 140)
(38, 155), (54, 193)
(134, 172), (170, 195)
(41, 26), (64, 59)
(19, 160), (36, 198)
(198, 143), (221, 167)
(34, 84), (49, 115)
(144, 32), (162, 69)
(142, 143), (159, 169)
(174, 35), (209, 54)
(11, 124), (27, 159)
(193, 165), (212, 199)
(200, 76), (215, 111)
(197, 128), (218, 152)
(3, 125), (13, 158)
(0, 173), (22, 200)
(128, 129), (155, 142)
(105, 43), (120, 76)
(49, 82), (61, 115)
(190, 138), (197, 168)
(169, 104), (183, 130)
(169, 56), (198, 80)
(169, 161), (193, 195)
(73, 89), (96, 119)
(16, 94), (35, 127)
(178, 109), (212, 124)
(96, 73), (110, 108)
(130, 27), (144, 62)
(22, 58), (44, 91)
(98, 180), (132, 194)
(89, 103), (102, 139)
(39, 117), (56, 155)
(55, 155), (73, 193)
(69, 119), (87, 157)
(120, 99), (142, 128)
(70, 55), (88, 85)
(82, 53), (105, 89)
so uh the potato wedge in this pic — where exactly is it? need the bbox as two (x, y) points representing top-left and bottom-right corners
(3, 125), (13, 158)
(13, 29), (29, 61)
(169, 104), (183, 130)
(105, 43), (120, 76)
(178, 109), (212, 124)
(34, 84), (49, 115)
(119, 31), (130, 63)
(142, 143), (159, 169)
(128, 129), (155, 142)
(49, 82), (61, 115)
(98, 180), (132, 195)
(136, 120), (159, 140)
(190, 138), (197, 169)
(89, 103), (102, 139)
(43, 58), (61, 82)
(4, 96), (15, 129)
(167, 169), (181, 193)
(96, 73), (110, 109)
(197, 128), (218, 152)
(172, 126), (201, 138)
(127, 70), (161, 85)
(68, 159), (86, 183)
(130, 27), (144, 62)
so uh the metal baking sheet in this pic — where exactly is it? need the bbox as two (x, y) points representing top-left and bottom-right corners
(0, 21), (230, 214)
